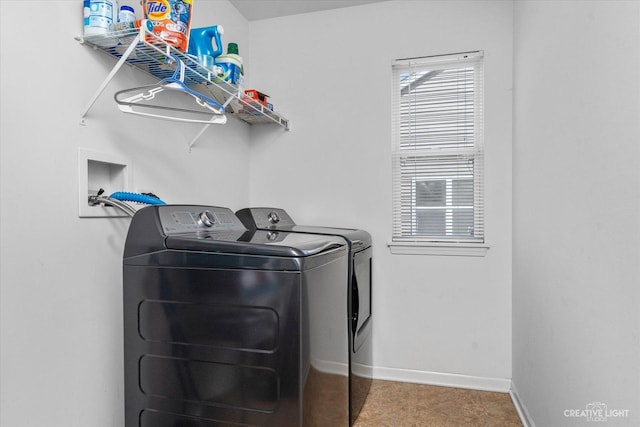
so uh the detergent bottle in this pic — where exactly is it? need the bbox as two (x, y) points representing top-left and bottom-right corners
(187, 25), (225, 71)
(84, 0), (118, 36)
(118, 5), (136, 28)
(84, 0), (120, 47)
(215, 42), (244, 86)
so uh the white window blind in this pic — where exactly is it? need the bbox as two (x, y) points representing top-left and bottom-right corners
(391, 51), (484, 245)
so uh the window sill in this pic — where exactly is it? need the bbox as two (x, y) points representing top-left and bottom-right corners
(387, 241), (490, 257)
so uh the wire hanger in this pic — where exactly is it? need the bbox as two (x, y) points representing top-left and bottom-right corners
(114, 54), (227, 124)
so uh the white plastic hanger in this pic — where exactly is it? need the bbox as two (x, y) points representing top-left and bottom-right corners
(114, 54), (227, 124)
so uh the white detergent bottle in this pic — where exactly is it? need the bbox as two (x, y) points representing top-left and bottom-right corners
(84, 0), (117, 36)
(84, 0), (119, 47)
(215, 42), (244, 86)
(118, 5), (136, 29)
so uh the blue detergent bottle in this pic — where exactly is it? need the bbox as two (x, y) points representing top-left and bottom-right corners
(187, 25), (225, 71)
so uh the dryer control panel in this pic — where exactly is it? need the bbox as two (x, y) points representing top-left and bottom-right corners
(158, 205), (247, 235)
(237, 207), (296, 229)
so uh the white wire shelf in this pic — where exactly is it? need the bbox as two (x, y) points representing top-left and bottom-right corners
(77, 26), (290, 131)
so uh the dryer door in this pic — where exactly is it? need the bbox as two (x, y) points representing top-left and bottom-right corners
(350, 246), (373, 425)
(351, 246), (372, 352)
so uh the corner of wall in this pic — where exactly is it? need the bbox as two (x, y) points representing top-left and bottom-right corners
(509, 380), (535, 427)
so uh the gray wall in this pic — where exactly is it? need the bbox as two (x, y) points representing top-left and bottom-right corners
(512, 1), (640, 426)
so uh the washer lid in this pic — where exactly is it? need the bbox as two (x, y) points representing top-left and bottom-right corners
(279, 225), (371, 250)
(236, 207), (371, 249)
(165, 229), (345, 257)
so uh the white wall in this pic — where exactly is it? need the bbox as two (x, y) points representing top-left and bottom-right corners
(512, 1), (640, 426)
(0, 1), (525, 426)
(0, 1), (251, 426)
(247, 0), (514, 388)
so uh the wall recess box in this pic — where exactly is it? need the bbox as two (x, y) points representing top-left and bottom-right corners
(78, 148), (133, 218)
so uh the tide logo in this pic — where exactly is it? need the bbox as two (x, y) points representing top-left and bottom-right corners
(146, 0), (170, 20)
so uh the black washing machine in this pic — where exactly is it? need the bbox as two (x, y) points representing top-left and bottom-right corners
(123, 205), (350, 426)
(236, 208), (373, 425)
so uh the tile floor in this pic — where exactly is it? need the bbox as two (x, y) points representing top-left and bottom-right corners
(353, 379), (523, 427)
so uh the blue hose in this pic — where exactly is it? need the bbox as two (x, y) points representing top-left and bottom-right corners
(109, 192), (166, 205)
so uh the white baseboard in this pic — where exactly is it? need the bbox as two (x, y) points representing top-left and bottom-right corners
(371, 365), (511, 392)
(510, 381), (535, 427)
(310, 356), (348, 376)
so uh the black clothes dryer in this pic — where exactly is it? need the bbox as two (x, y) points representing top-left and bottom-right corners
(236, 208), (373, 425)
(123, 205), (350, 426)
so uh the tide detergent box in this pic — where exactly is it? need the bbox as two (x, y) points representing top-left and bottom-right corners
(144, 0), (193, 51)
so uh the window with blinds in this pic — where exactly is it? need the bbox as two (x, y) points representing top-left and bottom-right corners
(391, 51), (484, 245)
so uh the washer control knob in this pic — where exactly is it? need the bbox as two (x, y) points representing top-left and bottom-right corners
(268, 211), (280, 224)
(199, 210), (216, 227)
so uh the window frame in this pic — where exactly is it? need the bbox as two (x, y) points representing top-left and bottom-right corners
(388, 51), (489, 256)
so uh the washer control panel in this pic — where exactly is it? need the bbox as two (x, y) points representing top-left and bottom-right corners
(199, 210), (217, 227)
(158, 206), (246, 235)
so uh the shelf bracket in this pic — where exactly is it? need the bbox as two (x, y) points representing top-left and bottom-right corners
(79, 32), (142, 125)
(187, 89), (239, 152)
